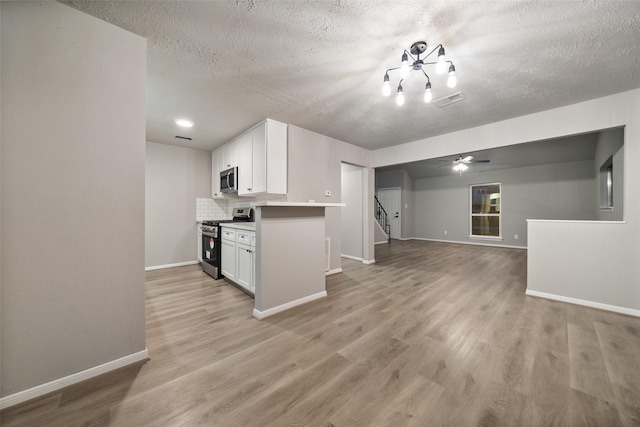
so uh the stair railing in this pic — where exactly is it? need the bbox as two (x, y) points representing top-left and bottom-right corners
(374, 195), (391, 242)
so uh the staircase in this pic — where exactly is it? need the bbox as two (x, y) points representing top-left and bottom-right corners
(374, 195), (391, 243)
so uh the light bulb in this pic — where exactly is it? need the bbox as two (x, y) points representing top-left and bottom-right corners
(436, 46), (446, 74)
(423, 82), (432, 103)
(447, 64), (457, 88)
(382, 73), (390, 96)
(401, 52), (408, 67)
(382, 81), (391, 97)
(401, 52), (410, 79)
(447, 74), (457, 88)
(437, 61), (447, 75)
(396, 84), (404, 106)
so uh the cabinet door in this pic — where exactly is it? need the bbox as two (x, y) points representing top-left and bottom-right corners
(251, 123), (267, 194)
(221, 239), (236, 280)
(222, 140), (239, 169)
(236, 243), (253, 292)
(237, 132), (253, 195)
(211, 149), (223, 199)
(265, 120), (287, 194)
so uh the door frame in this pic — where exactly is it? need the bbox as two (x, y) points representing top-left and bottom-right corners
(377, 187), (402, 239)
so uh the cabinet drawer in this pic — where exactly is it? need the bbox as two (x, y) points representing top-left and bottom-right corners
(236, 230), (255, 246)
(221, 228), (235, 242)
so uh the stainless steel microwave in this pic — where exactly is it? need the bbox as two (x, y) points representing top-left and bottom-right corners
(220, 167), (238, 194)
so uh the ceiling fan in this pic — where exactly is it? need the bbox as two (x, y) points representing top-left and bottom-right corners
(442, 155), (490, 174)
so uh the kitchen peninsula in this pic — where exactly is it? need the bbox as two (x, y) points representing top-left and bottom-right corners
(251, 201), (344, 319)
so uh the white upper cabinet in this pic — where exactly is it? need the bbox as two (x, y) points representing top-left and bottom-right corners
(222, 141), (239, 170)
(211, 149), (223, 199)
(250, 124), (267, 194)
(212, 118), (287, 198)
(239, 119), (287, 197)
(237, 131), (253, 194)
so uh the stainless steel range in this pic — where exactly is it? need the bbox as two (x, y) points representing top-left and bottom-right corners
(201, 207), (254, 279)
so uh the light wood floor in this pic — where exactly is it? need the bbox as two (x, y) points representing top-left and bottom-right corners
(2, 240), (640, 426)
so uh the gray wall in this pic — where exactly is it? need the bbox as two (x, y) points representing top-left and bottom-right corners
(341, 163), (364, 259)
(146, 142), (211, 268)
(1, 1), (146, 397)
(413, 160), (597, 247)
(595, 127), (624, 221)
(287, 125), (374, 266)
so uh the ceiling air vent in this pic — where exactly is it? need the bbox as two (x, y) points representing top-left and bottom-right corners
(433, 91), (466, 108)
(175, 135), (192, 141)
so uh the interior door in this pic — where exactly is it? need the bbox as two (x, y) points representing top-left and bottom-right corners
(377, 187), (401, 239)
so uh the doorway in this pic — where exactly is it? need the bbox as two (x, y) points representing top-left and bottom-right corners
(377, 187), (401, 239)
(341, 163), (365, 261)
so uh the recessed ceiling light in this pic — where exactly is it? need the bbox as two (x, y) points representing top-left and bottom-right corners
(175, 118), (194, 128)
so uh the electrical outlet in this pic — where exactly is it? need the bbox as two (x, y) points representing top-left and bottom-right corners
(444, 230), (448, 235)
(324, 190), (331, 197)
(514, 234), (519, 239)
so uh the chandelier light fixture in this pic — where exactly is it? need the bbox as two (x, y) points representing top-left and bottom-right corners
(382, 41), (457, 105)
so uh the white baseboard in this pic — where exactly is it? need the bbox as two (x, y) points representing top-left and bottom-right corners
(409, 237), (527, 250)
(362, 259), (376, 265)
(252, 291), (327, 320)
(0, 349), (149, 410)
(340, 254), (363, 262)
(325, 268), (343, 276)
(145, 260), (199, 271)
(374, 240), (388, 245)
(526, 289), (640, 318)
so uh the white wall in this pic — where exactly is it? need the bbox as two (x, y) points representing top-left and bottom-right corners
(413, 159), (597, 247)
(1, 1), (147, 399)
(373, 89), (640, 313)
(341, 163), (364, 259)
(145, 142), (211, 268)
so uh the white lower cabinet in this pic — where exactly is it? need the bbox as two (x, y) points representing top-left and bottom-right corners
(221, 227), (255, 294)
(221, 228), (236, 281)
(236, 243), (254, 292)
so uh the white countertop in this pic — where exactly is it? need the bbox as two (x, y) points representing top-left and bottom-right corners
(250, 201), (345, 207)
(220, 222), (256, 231)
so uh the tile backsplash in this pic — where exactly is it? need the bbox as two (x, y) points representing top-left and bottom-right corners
(196, 194), (287, 221)
(196, 198), (227, 221)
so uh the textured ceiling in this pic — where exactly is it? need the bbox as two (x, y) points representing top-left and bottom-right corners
(64, 0), (640, 152)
